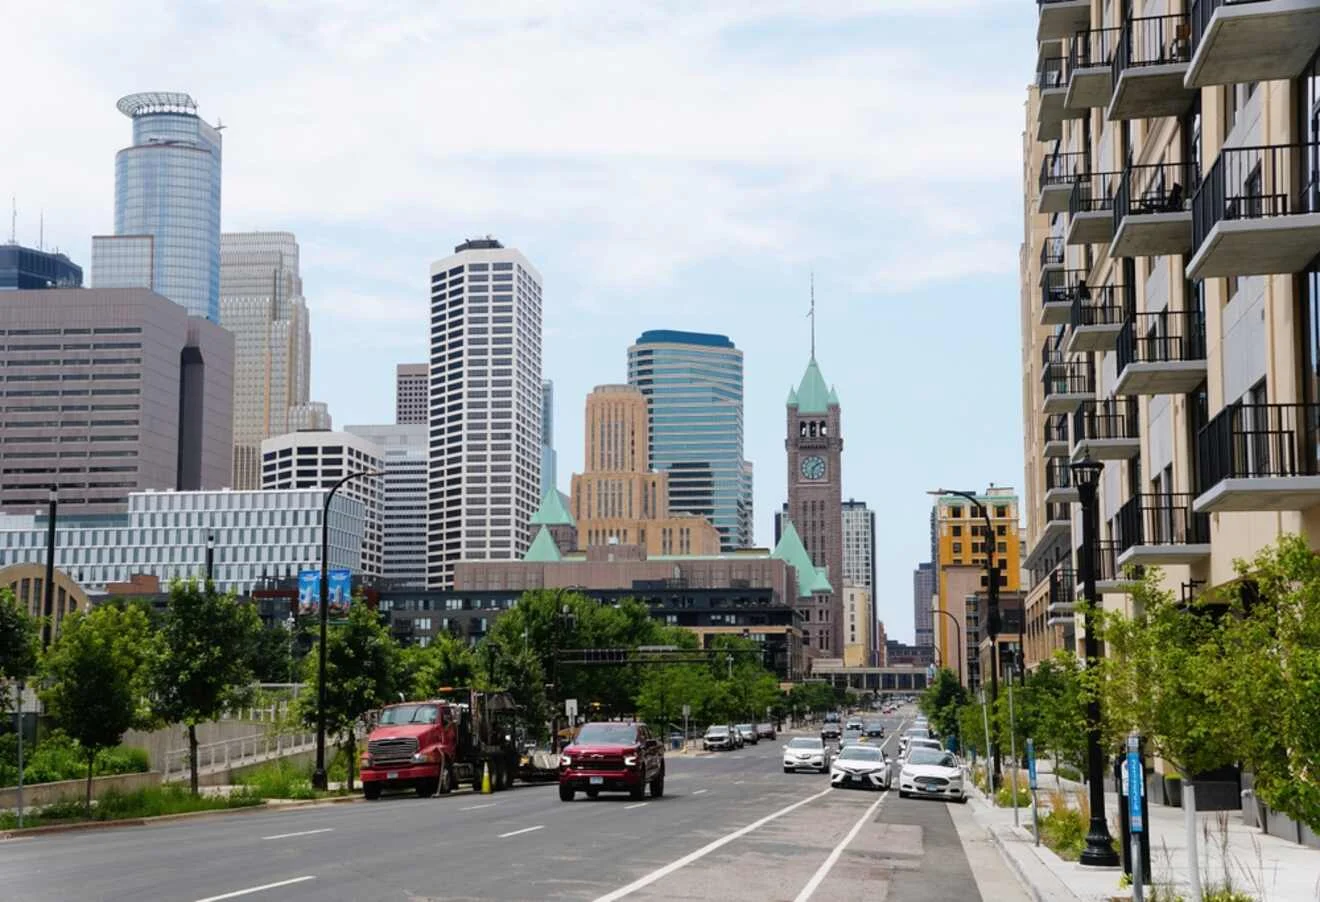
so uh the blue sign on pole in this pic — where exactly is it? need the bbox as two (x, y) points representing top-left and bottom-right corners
(297, 570), (319, 611)
(328, 569), (352, 606)
(1127, 748), (1144, 832)
(1026, 738), (1038, 790)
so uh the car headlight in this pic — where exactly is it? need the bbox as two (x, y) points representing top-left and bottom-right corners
(411, 751), (432, 763)
(559, 754), (572, 767)
(361, 754), (373, 767)
(624, 754), (639, 767)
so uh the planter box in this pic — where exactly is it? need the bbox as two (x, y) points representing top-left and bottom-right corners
(1194, 780), (1241, 811)
(1163, 776), (1182, 808)
(0, 771), (161, 809)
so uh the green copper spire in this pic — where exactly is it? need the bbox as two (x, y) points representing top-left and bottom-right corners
(771, 520), (831, 598)
(786, 385), (799, 406)
(529, 486), (575, 527)
(793, 358), (832, 414)
(828, 385), (839, 406)
(523, 526), (563, 562)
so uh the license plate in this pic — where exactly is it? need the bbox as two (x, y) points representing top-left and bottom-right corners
(589, 776), (604, 785)
(387, 772), (399, 780)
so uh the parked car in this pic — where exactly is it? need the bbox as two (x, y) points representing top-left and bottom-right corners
(830, 744), (891, 791)
(559, 721), (665, 802)
(782, 736), (831, 773)
(703, 725), (736, 751)
(756, 723), (777, 740)
(735, 723), (759, 745)
(898, 747), (966, 803)
(727, 724), (745, 748)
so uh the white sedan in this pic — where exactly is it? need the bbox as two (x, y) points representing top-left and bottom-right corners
(782, 736), (830, 773)
(829, 744), (891, 790)
(898, 747), (967, 802)
(898, 737), (944, 766)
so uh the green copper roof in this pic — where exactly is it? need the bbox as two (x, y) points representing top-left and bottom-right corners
(523, 526), (563, 562)
(787, 386), (798, 406)
(791, 357), (832, 413)
(771, 520), (831, 598)
(529, 486), (576, 527)
(828, 385), (839, 406)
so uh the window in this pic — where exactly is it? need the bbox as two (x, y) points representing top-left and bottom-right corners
(952, 525), (962, 537)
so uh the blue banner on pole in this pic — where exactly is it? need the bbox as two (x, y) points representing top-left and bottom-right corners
(1026, 738), (1038, 790)
(297, 570), (319, 611)
(328, 569), (352, 605)
(1127, 749), (1144, 832)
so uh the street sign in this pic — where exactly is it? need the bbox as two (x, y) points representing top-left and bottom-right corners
(565, 698), (578, 720)
(1026, 738), (1038, 790)
(1127, 737), (1144, 833)
(681, 704), (691, 718)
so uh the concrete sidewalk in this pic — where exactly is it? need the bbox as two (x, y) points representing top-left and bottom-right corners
(970, 778), (1320, 901)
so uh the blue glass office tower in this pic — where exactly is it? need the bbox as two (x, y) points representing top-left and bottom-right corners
(0, 244), (83, 290)
(93, 93), (222, 322)
(627, 330), (753, 550)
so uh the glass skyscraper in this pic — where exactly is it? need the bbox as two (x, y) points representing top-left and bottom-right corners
(0, 245), (83, 290)
(92, 92), (222, 322)
(627, 330), (753, 550)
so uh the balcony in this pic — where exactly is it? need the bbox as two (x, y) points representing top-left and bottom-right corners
(1039, 151), (1089, 214)
(1047, 567), (1076, 619)
(1188, 143), (1320, 279)
(1045, 459), (1080, 505)
(1195, 402), (1320, 512)
(1039, 236), (1065, 282)
(1066, 172), (1120, 245)
(1044, 414), (1071, 458)
(1042, 358), (1094, 413)
(1042, 501), (1073, 545)
(1040, 267), (1088, 325)
(1066, 27), (1120, 109)
(1066, 283), (1129, 352)
(1072, 398), (1141, 460)
(1038, 0), (1092, 41)
(1187, 0), (1320, 88)
(1078, 539), (1130, 594)
(1114, 310), (1208, 395)
(1116, 493), (1211, 566)
(1037, 57), (1086, 141)
(1112, 161), (1200, 256)
(1108, 14), (1196, 120)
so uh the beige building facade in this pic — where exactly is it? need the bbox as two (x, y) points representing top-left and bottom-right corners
(1023, 0), (1320, 666)
(842, 584), (872, 668)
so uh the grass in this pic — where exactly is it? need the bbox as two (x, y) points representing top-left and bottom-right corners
(233, 756), (353, 800)
(0, 785), (263, 830)
(995, 780), (1033, 808)
(1038, 788), (1089, 861)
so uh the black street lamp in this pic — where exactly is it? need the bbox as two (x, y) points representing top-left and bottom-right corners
(205, 533), (215, 586)
(41, 485), (57, 649)
(931, 488), (1001, 781)
(311, 468), (382, 791)
(931, 608), (964, 687)
(1069, 455), (1120, 867)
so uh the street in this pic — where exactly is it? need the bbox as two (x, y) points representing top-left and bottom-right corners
(0, 713), (1027, 901)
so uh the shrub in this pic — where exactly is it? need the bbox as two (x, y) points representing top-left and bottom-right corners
(1039, 806), (1087, 860)
(3, 731), (150, 786)
(1201, 890), (1255, 902)
(233, 758), (317, 800)
(996, 782), (1033, 808)
(0, 784), (262, 829)
(1055, 763), (1083, 783)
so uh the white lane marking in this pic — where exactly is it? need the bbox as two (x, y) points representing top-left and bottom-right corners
(460, 803), (497, 811)
(792, 791), (888, 902)
(193, 875), (316, 902)
(260, 828), (333, 840)
(692, 789), (709, 795)
(625, 802), (649, 810)
(734, 780), (746, 785)
(499, 825), (545, 839)
(591, 788), (832, 902)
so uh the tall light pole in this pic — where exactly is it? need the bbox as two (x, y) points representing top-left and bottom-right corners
(931, 608), (963, 687)
(930, 488), (1000, 781)
(41, 485), (57, 649)
(205, 533), (215, 586)
(312, 468), (382, 791)
(1070, 456), (1120, 867)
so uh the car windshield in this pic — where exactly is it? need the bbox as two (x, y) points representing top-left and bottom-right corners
(575, 723), (639, 745)
(908, 749), (958, 767)
(378, 704), (439, 725)
(705, 727), (727, 736)
(736, 724), (753, 730)
(788, 738), (822, 749)
(838, 746), (883, 761)
(904, 728), (928, 738)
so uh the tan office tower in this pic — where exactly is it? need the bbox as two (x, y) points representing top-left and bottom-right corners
(220, 232), (317, 489)
(396, 363), (428, 425)
(570, 385), (721, 555)
(1023, 2), (1320, 668)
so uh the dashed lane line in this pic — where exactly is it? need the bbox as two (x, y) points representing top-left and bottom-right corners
(193, 875), (316, 902)
(498, 825), (545, 839)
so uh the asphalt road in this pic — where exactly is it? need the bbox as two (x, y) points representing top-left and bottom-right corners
(0, 709), (1028, 901)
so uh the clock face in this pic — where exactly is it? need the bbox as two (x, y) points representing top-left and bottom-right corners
(800, 455), (826, 480)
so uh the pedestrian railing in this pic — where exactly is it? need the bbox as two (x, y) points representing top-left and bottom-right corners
(162, 730), (317, 782)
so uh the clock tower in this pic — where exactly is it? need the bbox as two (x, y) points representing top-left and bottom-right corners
(785, 355), (844, 657)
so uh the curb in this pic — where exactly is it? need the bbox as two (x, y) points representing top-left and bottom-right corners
(0, 794), (362, 840)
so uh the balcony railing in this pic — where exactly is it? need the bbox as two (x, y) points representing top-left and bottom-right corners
(1073, 397), (1140, 443)
(1042, 359), (1094, 398)
(1113, 14), (1192, 84)
(1040, 151), (1090, 193)
(1038, 56), (1067, 90)
(1114, 161), (1200, 225)
(1069, 171), (1120, 216)
(1116, 493), (1210, 555)
(1048, 567), (1076, 612)
(1077, 538), (1123, 586)
(1045, 458), (1075, 493)
(1191, 143), (1320, 263)
(1045, 501), (1071, 526)
(1116, 310), (1207, 371)
(1069, 283), (1129, 329)
(1044, 414), (1070, 446)
(1039, 236), (1065, 269)
(1197, 402), (1320, 490)
(1069, 26), (1120, 71)
(1190, 0), (1269, 53)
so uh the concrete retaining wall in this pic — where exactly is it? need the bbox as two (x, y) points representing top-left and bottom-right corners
(0, 771), (162, 809)
(123, 721), (276, 772)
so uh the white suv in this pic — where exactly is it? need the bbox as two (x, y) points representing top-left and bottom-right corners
(782, 736), (830, 773)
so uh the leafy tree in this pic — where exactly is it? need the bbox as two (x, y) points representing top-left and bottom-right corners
(1027, 651), (1087, 774)
(247, 623), (297, 683)
(396, 633), (478, 699)
(0, 587), (39, 684)
(635, 664), (708, 731)
(296, 600), (397, 791)
(787, 681), (836, 723)
(919, 667), (968, 743)
(150, 581), (264, 795)
(39, 605), (156, 810)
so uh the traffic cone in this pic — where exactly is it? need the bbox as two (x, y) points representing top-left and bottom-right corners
(481, 761), (493, 794)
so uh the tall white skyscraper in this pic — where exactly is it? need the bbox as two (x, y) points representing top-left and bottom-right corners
(427, 238), (543, 588)
(219, 231), (316, 490)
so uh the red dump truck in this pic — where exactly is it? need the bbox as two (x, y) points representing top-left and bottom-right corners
(360, 688), (521, 799)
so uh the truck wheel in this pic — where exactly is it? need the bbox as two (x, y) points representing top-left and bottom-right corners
(559, 783), (575, 802)
(629, 782), (646, 801)
(650, 770), (665, 799)
(438, 766), (453, 795)
(363, 782), (381, 801)
(493, 761), (506, 791)
(415, 778), (438, 798)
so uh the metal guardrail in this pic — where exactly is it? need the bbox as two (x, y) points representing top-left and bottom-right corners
(1069, 283), (1129, 329)
(162, 730), (318, 782)
(1116, 310), (1207, 371)
(1191, 143), (1320, 257)
(1190, 0), (1269, 54)
(1039, 56), (1067, 90)
(1113, 14), (1191, 86)
(1040, 151), (1090, 193)
(1069, 171), (1121, 215)
(1116, 493), (1209, 553)
(1197, 402), (1320, 489)
(1069, 26), (1120, 71)
(1074, 397), (1140, 442)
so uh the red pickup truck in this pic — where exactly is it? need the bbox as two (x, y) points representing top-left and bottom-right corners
(558, 721), (665, 802)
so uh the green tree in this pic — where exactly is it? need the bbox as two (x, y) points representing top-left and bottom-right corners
(396, 632), (478, 699)
(634, 664), (707, 732)
(919, 667), (968, 744)
(296, 600), (397, 791)
(39, 605), (156, 810)
(1027, 651), (1087, 775)
(150, 581), (264, 795)
(247, 623), (296, 683)
(0, 587), (39, 684)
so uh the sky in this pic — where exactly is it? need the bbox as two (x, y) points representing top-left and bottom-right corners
(2, 0), (1036, 645)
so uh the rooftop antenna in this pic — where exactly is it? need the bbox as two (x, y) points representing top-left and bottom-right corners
(215, 117), (226, 132)
(9, 196), (14, 244)
(807, 271), (816, 359)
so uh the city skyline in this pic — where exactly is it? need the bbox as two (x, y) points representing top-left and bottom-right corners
(0, 3), (1034, 643)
